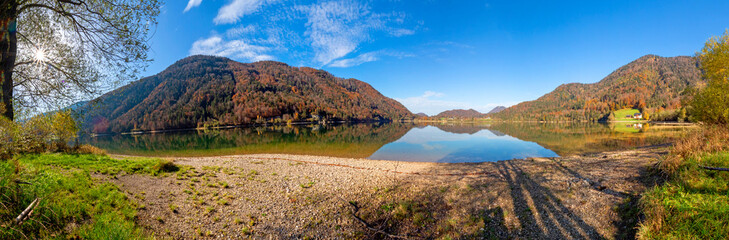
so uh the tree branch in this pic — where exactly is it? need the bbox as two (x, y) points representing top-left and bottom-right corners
(14, 61), (32, 67)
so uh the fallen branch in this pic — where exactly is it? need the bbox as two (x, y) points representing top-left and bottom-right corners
(15, 198), (40, 225)
(346, 201), (411, 239)
(351, 213), (410, 239)
(28, 218), (50, 231)
(14, 180), (32, 185)
(0, 200), (9, 211)
(701, 166), (729, 171)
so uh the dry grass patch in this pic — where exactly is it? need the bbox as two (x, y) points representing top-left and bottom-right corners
(659, 125), (729, 175)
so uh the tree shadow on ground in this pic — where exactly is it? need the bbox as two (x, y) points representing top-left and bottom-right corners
(546, 154), (665, 240)
(352, 148), (665, 239)
(493, 160), (602, 239)
(345, 173), (511, 239)
(351, 161), (601, 239)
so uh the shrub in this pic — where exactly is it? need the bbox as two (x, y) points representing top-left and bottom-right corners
(0, 117), (20, 159)
(49, 110), (79, 149)
(75, 144), (107, 155)
(0, 110), (81, 159)
(650, 109), (687, 122)
(153, 160), (180, 173)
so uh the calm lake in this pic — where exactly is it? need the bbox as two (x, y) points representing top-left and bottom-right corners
(84, 122), (692, 163)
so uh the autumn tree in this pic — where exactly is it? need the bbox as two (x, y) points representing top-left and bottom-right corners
(0, 0), (161, 121)
(691, 30), (729, 125)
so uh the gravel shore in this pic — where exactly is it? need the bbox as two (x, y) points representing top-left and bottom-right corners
(107, 146), (667, 239)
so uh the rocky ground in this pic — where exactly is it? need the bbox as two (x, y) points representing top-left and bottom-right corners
(103, 146), (667, 239)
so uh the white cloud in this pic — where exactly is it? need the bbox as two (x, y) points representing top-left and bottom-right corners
(223, 24), (294, 49)
(190, 35), (274, 62)
(215, 0), (274, 24)
(194, 0), (416, 66)
(183, 0), (203, 13)
(225, 25), (257, 38)
(328, 52), (378, 67)
(389, 28), (415, 37)
(329, 52), (378, 68)
(328, 50), (413, 67)
(298, 0), (386, 66)
(422, 90), (444, 98)
(395, 91), (516, 115)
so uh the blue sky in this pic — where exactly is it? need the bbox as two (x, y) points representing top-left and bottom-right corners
(144, 0), (729, 115)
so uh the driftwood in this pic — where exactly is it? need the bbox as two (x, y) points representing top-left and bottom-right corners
(15, 198), (39, 225)
(701, 166), (729, 172)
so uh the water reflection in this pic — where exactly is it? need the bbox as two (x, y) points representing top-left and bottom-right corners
(83, 122), (692, 162)
(368, 126), (558, 162)
(85, 123), (411, 158)
(484, 122), (691, 156)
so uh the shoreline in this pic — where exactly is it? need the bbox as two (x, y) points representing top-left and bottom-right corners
(93, 119), (412, 136)
(91, 120), (696, 137)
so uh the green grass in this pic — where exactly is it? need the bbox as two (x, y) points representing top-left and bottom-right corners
(300, 181), (315, 189)
(613, 108), (643, 122)
(17, 153), (179, 176)
(0, 153), (178, 239)
(639, 151), (729, 239)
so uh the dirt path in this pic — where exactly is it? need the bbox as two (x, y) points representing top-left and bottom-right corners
(105, 146), (667, 239)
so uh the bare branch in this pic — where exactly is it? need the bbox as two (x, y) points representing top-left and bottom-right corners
(11, 0), (161, 114)
(14, 61), (33, 67)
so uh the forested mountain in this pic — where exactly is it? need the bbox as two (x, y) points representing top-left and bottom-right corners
(415, 113), (428, 118)
(487, 106), (506, 114)
(492, 55), (702, 121)
(77, 55), (413, 133)
(435, 109), (484, 118)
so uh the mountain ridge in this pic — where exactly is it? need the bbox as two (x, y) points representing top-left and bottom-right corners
(492, 54), (702, 121)
(434, 109), (483, 118)
(78, 55), (413, 133)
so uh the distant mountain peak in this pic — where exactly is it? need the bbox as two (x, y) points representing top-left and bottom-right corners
(487, 106), (506, 114)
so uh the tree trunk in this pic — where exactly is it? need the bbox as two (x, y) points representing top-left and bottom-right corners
(1, 2), (17, 121)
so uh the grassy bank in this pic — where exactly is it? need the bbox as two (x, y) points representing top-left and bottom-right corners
(0, 153), (177, 239)
(613, 108), (643, 122)
(638, 126), (729, 238)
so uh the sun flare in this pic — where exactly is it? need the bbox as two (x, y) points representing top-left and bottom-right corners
(33, 46), (47, 63)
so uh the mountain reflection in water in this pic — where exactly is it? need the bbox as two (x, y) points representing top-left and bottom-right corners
(84, 122), (691, 163)
(369, 126), (558, 162)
